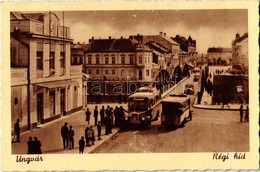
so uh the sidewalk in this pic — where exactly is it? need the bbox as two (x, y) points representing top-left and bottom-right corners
(193, 92), (243, 111)
(12, 103), (127, 154)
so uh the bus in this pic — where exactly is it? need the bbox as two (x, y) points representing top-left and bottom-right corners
(161, 94), (192, 128)
(123, 91), (159, 128)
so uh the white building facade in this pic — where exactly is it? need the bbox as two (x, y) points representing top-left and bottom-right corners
(11, 12), (85, 130)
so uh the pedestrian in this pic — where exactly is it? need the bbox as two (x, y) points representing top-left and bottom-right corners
(85, 108), (91, 125)
(239, 104), (244, 122)
(109, 107), (113, 133)
(86, 126), (94, 146)
(94, 106), (98, 126)
(119, 106), (126, 126)
(90, 126), (95, 145)
(105, 114), (110, 135)
(105, 105), (110, 118)
(100, 106), (105, 125)
(97, 121), (102, 140)
(78, 137), (85, 154)
(61, 122), (69, 149)
(85, 126), (90, 146)
(113, 106), (119, 127)
(27, 137), (33, 154)
(33, 137), (42, 154)
(68, 125), (74, 149)
(14, 119), (21, 142)
(244, 106), (249, 122)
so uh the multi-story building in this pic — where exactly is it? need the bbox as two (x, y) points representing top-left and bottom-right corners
(11, 12), (85, 131)
(85, 37), (153, 82)
(207, 47), (232, 65)
(171, 35), (197, 64)
(232, 33), (248, 71)
(129, 32), (180, 64)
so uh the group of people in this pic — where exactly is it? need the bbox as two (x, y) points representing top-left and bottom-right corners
(239, 104), (249, 123)
(27, 137), (42, 154)
(60, 122), (75, 149)
(85, 105), (126, 132)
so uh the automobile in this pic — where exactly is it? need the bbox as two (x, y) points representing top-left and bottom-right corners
(184, 84), (194, 95)
(137, 86), (160, 103)
(193, 74), (200, 82)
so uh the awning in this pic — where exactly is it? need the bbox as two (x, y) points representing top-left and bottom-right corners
(33, 80), (79, 93)
(34, 80), (79, 89)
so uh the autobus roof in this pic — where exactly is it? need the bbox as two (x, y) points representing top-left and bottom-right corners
(128, 92), (153, 99)
(161, 96), (190, 104)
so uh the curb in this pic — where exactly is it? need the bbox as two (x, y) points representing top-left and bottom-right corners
(193, 95), (240, 111)
(193, 104), (239, 111)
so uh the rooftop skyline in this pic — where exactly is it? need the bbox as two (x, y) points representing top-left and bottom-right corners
(29, 10), (248, 53)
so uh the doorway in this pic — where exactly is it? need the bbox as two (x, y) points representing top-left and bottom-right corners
(37, 93), (43, 124)
(60, 88), (65, 116)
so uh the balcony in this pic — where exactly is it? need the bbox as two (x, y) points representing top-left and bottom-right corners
(71, 65), (82, 76)
(11, 68), (28, 84)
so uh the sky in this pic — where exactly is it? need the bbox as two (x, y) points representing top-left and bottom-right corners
(54, 10), (247, 53)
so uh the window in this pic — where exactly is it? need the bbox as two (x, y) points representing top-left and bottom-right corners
(50, 52), (55, 69)
(87, 55), (92, 64)
(96, 54), (100, 64)
(60, 52), (65, 68)
(37, 51), (43, 70)
(105, 70), (108, 75)
(88, 69), (92, 74)
(112, 57), (115, 64)
(112, 69), (115, 75)
(121, 54), (125, 64)
(138, 56), (142, 64)
(130, 55), (134, 64)
(148, 56), (150, 64)
(105, 55), (109, 64)
(96, 69), (99, 74)
(146, 69), (150, 76)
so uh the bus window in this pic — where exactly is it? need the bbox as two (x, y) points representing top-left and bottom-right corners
(128, 100), (149, 112)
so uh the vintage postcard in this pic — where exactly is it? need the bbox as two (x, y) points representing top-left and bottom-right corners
(1, 0), (259, 171)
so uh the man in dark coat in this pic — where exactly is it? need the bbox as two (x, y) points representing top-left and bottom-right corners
(85, 108), (91, 125)
(78, 137), (85, 154)
(97, 121), (102, 140)
(14, 119), (21, 142)
(100, 106), (105, 125)
(94, 106), (98, 126)
(68, 125), (74, 149)
(61, 122), (69, 149)
(27, 137), (33, 154)
(33, 137), (42, 154)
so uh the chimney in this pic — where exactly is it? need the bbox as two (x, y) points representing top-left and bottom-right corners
(109, 36), (111, 39)
(159, 32), (163, 36)
(164, 32), (166, 37)
(78, 42), (80, 44)
(121, 36), (123, 39)
(92, 37), (94, 40)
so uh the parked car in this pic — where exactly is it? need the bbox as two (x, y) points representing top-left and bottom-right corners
(184, 84), (195, 95)
(193, 74), (200, 82)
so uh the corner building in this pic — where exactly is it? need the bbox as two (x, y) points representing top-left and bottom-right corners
(11, 12), (85, 131)
(85, 37), (153, 82)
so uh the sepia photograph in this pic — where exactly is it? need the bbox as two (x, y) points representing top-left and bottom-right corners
(2, 1), (259, 171)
